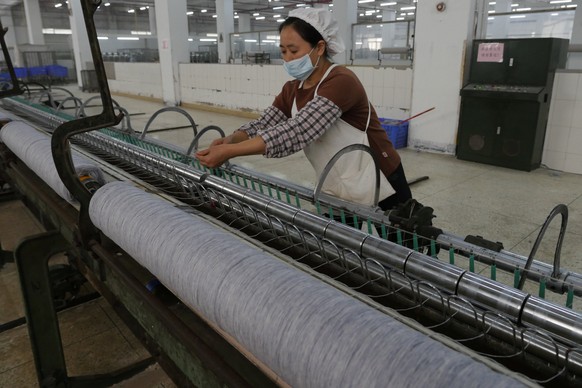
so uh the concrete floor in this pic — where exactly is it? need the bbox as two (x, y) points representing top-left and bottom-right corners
(1, 84), (582, 386)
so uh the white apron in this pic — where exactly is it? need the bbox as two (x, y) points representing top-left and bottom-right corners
(293, 64), (395, 206)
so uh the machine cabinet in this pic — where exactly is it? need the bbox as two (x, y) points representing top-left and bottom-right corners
(456, 38), (568, 171)
(457, 95), (547, 171)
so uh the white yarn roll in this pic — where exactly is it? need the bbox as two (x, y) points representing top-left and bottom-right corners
(90, 181), (527, 388)
(0, 120), (106, 204)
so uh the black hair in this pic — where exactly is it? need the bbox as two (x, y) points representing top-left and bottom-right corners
(279, 16), (327, 55)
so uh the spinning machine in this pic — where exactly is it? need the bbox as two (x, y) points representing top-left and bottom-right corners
(0, 1), (581, 387)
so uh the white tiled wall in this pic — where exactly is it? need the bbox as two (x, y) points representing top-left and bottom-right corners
(108, 63), (163, 99)
(108, 62), (412, 119)
(543, 72), (582, 175)
(178, 63), (413, 120)
(179, 63), (280, 112)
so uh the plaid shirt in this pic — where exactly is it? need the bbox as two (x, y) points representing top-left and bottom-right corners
(238, 95), (342, 158)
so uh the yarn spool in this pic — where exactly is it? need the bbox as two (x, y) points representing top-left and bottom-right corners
(0, 120), (106, 203)
(89, 181), (528, 388)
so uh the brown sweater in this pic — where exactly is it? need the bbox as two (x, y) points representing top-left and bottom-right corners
(272, 65), (402, 177)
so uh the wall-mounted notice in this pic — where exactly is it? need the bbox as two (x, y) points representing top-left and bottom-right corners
(477, 42), (504, 63)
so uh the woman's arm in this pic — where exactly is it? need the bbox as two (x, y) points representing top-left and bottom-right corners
(196, 136), (266, 168)
(257, 95), (342, 157)
(210, 130), (249, 147)
(237, 105), (289, 139)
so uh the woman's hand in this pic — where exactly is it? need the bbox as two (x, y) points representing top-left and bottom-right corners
(196, 136), (267, 168)
(196, 144), (232, 168)
(209, 137), (227, 147)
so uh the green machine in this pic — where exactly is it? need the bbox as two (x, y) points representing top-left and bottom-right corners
(456, 38), (569, 171)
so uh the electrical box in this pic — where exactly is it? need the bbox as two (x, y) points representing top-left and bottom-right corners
(456, 38), (569, 171)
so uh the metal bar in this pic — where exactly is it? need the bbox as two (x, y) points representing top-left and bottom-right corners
(14, 231), (70, 388)
(50, 0), (123, 246)
(438, 233), (582, 296)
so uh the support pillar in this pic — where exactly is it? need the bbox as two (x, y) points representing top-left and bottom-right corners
(569, 0), (582, 69)
(381, 10), (397, 47)
(238, 13), (251, 33)
(216, 0), (234, 63)
(149, 6), (156, 36)
(23, 0), (45, 45)
(154, 0), (189, 106)
(331, 0), (358, 65)
(69, 0), (94, 88)
(409, 0), (487, 153)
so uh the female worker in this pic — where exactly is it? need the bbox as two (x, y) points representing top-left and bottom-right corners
(196, 7), (412, 211)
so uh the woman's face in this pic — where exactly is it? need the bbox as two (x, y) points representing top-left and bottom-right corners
(279, 26), (320, 63)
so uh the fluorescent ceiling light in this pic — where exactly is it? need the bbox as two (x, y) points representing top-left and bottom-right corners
(187, 11), (193, 15)
(380, 2), (397, 5)
(516, 7), (531, 11)
(256, 16), (265, 20)
(549, 0), (571, 3)
(97, 36), (109, 40)
(201, 9), (207, 13)
(54, 3), (62, 8)
(200, 38), (217, 42)
(42, 28), (72, 34)
(273, 6), (284, 9)
(510, 14), (525, 18)
(358, 0), (375, 3)
(117, 37), (139, 40)
(401, 6), (416, 10)
(127, 9), (135, 13)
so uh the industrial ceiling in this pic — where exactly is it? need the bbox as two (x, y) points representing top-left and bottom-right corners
(0, 0), (577, 30)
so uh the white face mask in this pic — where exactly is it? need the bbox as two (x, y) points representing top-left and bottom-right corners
(283, 48), (320, 81)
